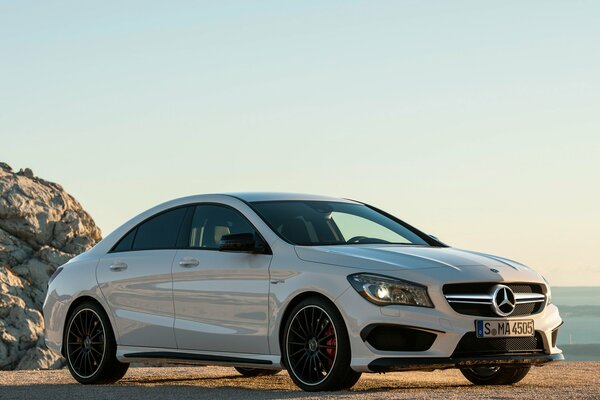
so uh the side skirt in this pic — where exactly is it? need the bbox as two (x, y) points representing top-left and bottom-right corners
(117, 346), (282, 369)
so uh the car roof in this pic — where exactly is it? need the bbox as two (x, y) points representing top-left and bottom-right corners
(78, 192), (359, 258)
(225, 192), (358, 203)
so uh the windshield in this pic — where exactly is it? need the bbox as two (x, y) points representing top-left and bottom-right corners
(251, 201), (431, 246)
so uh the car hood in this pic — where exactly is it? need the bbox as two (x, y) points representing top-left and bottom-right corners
(294, 245), (533, 273)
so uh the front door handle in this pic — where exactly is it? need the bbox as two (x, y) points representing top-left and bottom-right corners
(109, 262), (128, 271)
(179, 258), (200, 268)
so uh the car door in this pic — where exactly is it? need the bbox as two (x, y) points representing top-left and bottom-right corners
(97, 206), (189, 348)
(172, 204), (272, 354)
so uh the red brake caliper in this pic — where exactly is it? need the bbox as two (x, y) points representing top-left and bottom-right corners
(324, 324), (335, 368)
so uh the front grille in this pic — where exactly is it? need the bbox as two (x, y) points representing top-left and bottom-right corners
(452, 331), (545, 357)
(444, 282), (544, 295)
(447, 303), (538, 317)
(443, 282), (546, 317)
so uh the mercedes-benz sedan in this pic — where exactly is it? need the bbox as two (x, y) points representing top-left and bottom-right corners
(43, 193), (563, 391)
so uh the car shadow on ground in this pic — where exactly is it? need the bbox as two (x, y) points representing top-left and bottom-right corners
(0, 374), (474, 400)
(0, 384), (475, 400)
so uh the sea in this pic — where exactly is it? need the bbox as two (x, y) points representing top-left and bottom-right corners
(549, 287), (600, 360)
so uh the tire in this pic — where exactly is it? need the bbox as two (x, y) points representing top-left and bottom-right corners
(282, 296), (361, 391)
(64, 301), (129, 384)
(460, 366), (531, 385)
(234, 367), (281, 377)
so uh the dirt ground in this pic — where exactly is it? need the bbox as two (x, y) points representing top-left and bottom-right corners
(0, 362), (598, 400)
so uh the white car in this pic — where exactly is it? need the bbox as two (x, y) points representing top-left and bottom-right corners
(43, 193), (563, 391)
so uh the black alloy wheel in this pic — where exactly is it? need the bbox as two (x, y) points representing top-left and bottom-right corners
(67, 308), (106, 378)
(65, 301), (129, 384)
(283, 297), (361, 391)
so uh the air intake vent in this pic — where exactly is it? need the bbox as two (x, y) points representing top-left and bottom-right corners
(361, 325), (437, 352)
(452, 332), (545, 357)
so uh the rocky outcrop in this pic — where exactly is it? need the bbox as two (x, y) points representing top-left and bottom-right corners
(0, 162), (101, 370)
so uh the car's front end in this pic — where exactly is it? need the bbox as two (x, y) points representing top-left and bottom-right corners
(331, 257), (563, 373)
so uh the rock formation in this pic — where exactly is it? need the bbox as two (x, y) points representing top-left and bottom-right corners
(0, 162), (101, 370)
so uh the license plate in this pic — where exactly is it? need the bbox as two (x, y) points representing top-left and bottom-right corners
(476, 320), (534, 338)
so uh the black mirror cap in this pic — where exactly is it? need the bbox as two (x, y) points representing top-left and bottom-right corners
(219, 232), (267, 253)
(428, 234), (447, 246)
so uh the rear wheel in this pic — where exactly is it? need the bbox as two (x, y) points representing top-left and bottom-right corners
(234, 367), (281, 377)
(460, 366), (531, 385)
(282, 297), (361, 391)
(65, 301), (129, 384)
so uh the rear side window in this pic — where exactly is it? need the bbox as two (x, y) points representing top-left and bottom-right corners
(112, 229), (136, 252)
(130, 207), (188, 251)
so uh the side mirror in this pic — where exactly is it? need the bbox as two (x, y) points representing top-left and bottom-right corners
(219, 233), (265, 253)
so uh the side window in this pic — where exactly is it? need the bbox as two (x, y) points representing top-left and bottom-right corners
(189, 205), (255, 249)
(131, 207), (188, 250)
(112, 228), (136, 252)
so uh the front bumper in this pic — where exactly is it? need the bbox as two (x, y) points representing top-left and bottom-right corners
(334, 285), (563, 372)
(368, 353), (564, 372)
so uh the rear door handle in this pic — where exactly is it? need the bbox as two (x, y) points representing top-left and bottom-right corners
(179, 258), (200, 268)
(109, 262), (128, 271)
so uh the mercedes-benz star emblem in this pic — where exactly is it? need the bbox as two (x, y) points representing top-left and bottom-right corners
(491, 284), (516, 317)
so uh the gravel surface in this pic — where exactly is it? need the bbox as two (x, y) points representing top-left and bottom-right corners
(1, 362), (598, 400)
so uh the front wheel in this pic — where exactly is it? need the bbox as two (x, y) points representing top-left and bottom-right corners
(65, 301), (129, 384)
(282, 297), (361, 391)
(460, 366), (531, 385)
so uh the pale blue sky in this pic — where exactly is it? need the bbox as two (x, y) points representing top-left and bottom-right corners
(1, 1), (599, 285)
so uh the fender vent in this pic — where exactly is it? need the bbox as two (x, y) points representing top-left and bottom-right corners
(551, 328), (559, 348)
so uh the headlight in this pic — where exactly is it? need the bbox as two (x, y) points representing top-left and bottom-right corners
(347, 273), (433, 307)
(543, 276), (552, 305)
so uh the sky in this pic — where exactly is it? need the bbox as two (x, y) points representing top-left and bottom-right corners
(1, 1), (599, 285)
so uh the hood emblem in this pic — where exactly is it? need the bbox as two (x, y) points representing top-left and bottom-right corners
(490, 268), (500, 273)
(491, 284), (516, 317)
